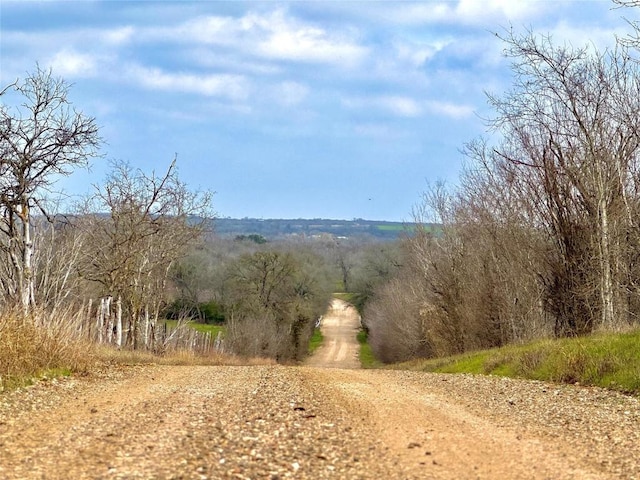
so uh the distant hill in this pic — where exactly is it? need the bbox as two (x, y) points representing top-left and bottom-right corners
(211, 218), (437, 241)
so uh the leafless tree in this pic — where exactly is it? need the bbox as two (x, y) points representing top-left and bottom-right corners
(79, 159), (213, 349)
(0, 67), (100, 313)
(364, 29), (640, 362)
(483, 31), (640, 334)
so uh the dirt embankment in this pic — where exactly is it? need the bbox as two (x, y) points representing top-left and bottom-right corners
(1, 300), (639, 479)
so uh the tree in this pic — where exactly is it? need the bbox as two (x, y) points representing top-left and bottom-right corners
(224, 249), (331, 361)
(363, 29), (640, 363)
(482, 31), (640, 334)
(0, 67), (100, 313)
(79, 159), (213, 349)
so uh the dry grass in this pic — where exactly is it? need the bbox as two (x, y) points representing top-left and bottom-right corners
(95, 346), (276, 367)
(0, 310), (95, 390)
(0, 309), (275, 392)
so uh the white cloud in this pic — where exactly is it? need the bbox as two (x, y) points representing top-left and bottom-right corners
(379, 96), (423, 117)
(101, 26), (135, 45)
(393, 37), (452, 68)
(343, 95), (423, 118)
(275, 81), (309, 106)
(48, 49), (99, 77)
(427, 100), (474, 119)
(145, 9), (368, 68)
(126, 64), (250, 100)
(254, 11), (367, 66)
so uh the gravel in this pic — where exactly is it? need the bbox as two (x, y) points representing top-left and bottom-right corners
(0, 364), (638, 479)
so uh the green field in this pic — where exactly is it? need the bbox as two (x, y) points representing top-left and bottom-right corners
(376, 224), (407, 231)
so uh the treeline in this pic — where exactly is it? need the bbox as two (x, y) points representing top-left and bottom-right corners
(212, 217), (422, 241)
(0, 67), (347, 361)
(364, 26), (640, 362)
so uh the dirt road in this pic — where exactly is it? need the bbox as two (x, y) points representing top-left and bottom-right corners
(304, 298), (360, 369)
(1, 301), (639, 479)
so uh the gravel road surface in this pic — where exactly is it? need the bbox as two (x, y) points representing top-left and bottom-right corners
(1, 300), (639, 479)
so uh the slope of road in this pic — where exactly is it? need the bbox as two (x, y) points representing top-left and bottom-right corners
(1, 299), (639, 479)
(304, 298), (361, 369)
(1, 364), (639, 479)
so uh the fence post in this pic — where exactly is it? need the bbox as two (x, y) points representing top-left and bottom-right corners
(116, 296), (123, 348)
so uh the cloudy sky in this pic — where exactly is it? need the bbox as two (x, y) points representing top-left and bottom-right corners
(0, 1), (635, 221)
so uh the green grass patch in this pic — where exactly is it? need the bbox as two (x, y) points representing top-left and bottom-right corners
(164, 320), (226, 337)
(357, 330), (382, 369)
(308, 328), (324, 354)
(394, 330), (640, 395)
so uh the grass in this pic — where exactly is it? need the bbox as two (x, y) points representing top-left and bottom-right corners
(308, 328), (324, 354)
(95, 345), (275, 367)
(377, 224), (406, 232)
(393, 330), (640, 395)
(0, 312), (267, 392)
(358, 330), (382, 369)
(333, 292), (356, 302)
(163, 319), (226, 337)
(0, 311), (95, 391)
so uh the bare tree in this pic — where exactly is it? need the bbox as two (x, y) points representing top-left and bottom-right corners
(79, 159), (213, 349)
(482, 31), (640, 334)
(0, 67), (100, 313)
(363, 29), (640, 363)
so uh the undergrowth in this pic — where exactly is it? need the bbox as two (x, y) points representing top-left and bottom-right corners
(308, 328), (323, 354)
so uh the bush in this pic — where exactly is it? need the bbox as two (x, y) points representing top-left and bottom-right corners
(164, 299), (225, 324)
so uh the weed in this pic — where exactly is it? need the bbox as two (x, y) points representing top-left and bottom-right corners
(357, 330), (382, 369)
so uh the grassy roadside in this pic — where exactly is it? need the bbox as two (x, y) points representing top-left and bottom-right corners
(392, 330), (640, 395)
(0, 312), (95, 391)
(308, 328), (324, 354)
(358, 330), (382, 369)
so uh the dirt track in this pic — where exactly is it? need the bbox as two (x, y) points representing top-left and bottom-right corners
(304, 298), (360, 369)
(1, 300), (639, 479)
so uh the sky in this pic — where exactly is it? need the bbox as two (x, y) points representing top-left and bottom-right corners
(0, 0), (636, 221)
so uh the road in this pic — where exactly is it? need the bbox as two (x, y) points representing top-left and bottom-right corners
(304, 298), (361, 369)
(0, 300), (639, 479)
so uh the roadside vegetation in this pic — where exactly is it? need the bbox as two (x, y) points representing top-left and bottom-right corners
(357, 330), (382, 369)
(0, 311), (94, 391)
(393, 329), (640, 395)
(361, 14), (640, 380)
(308, 328), (324, 355)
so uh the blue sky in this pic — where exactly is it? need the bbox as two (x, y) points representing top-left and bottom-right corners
(0, 1), (634, 221)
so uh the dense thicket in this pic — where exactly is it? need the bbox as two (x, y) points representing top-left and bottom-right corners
(365, 31), (640, 362)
